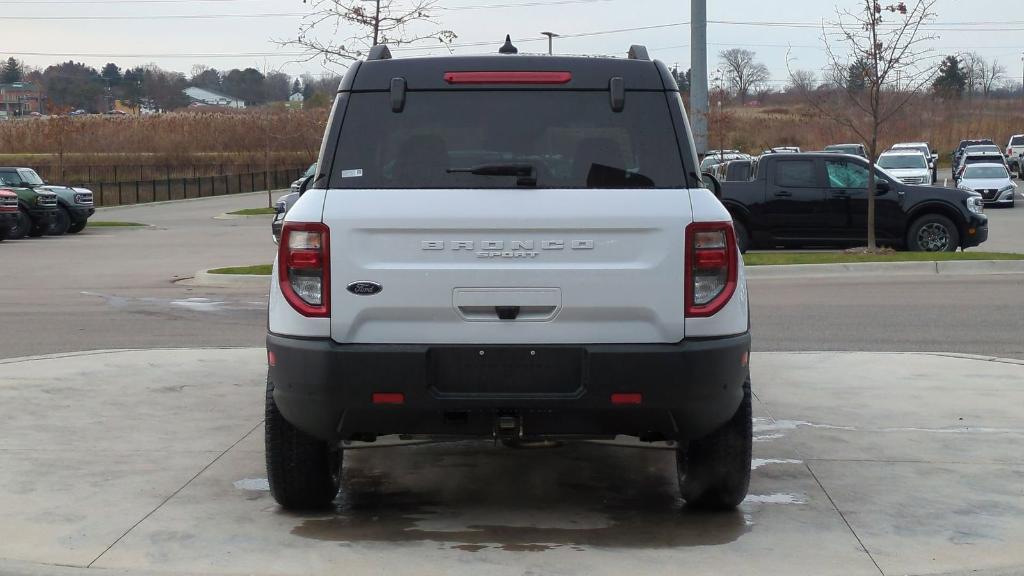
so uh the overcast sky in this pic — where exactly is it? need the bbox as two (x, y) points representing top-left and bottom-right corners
(4, 0), (1022, 83)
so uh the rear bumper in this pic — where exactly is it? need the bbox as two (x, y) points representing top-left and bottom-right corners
(267, 332), (752, 443)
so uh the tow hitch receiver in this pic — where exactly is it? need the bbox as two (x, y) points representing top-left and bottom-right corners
(493, 414), (522, 444)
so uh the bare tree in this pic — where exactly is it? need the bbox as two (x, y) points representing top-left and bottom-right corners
(788, 0), (937, 251)
(960, 52), (986, 98)
(719, 49), (770, 104)
(982, 58), (1006, 97)
(285, 0), (456, 65)
(787, 69), (818, 94)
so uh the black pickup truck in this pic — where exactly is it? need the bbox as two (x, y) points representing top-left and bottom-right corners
(721, 153), (988, 252)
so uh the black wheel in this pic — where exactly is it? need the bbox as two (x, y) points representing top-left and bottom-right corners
(677, 378), (752, 509)
(68, 220), (87, 234)
(733, 220), (750, 254)
(907, 214), (959, 252)
(48, 207), (71, 236)
(265, 372), (342, 510)
(9, 209), (31, 239)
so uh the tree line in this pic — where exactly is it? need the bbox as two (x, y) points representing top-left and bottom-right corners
(0, 57), (342, 113)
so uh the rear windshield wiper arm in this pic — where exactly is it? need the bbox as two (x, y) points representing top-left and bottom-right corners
(447, 163), (537, 187)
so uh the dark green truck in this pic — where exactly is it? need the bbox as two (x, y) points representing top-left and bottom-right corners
(1, 168), (58, 239)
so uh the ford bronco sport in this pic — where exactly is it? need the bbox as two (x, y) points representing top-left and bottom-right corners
(266, 43), (752, 511)
(0, 168), (58, 239)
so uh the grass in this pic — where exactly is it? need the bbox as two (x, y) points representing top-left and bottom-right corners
(88, 221), (147, 227)
(743, 252), (1024, 266)
(227, 207), (277, 216)
(208, 264), (273, 275)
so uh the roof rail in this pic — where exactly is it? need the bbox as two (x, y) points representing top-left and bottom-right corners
(628, 45), (650, 61)
(367, 45), (392, 61)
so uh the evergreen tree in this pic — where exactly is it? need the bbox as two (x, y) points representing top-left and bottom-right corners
(291, 78), (301, 95)
(1, 58), (23, 84)
(932, 55), (967, 99)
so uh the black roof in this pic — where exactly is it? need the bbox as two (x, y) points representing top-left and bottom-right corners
(342, 53), (676, 92)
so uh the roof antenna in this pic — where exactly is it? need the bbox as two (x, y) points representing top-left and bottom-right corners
(499, 35), (518, 55)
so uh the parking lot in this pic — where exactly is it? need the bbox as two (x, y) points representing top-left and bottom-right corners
(1, 191), (1023, 576)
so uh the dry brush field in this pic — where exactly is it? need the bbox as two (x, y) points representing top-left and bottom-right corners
(0, 109), (327, 183)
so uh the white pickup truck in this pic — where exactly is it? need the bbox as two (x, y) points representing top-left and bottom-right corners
(265, 43), (752, 511)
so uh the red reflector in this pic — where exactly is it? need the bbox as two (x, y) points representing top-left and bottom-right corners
(740, 351), (749, 367)
(288, 250), (321, 269)
(611, 393), (643, 405)
(444, 71), (572, 85)
(694, 248), (728, 269)
(267, 350), (276, 367)
(372, 393), (405, 405)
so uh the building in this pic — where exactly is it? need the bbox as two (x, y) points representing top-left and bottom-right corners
(0, 82), (44, 116)
(285, 91), (304, 110)
(183, 87), (245, 109)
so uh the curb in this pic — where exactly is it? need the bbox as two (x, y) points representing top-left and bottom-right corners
(213, 212), (275, 220)
(745, 259), (1024, 279)
(181, 269), (270, 289)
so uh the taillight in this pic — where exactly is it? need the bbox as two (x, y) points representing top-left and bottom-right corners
(685, 222), (738, 317)
(443, 71), (572, 85)
(278, 222), (330, 317)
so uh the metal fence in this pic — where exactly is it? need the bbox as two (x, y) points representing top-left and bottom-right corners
(37, 163), (309, 184)
(81, 167), (306, 207)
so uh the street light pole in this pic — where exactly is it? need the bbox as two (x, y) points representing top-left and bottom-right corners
(541, 31), (559, 55)
(691, 0), (709, 155)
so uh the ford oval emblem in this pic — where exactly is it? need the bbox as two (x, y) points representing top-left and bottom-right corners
(347, 281), (382, 296)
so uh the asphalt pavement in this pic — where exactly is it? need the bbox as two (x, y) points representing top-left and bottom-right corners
(0, 190), (1021, 360)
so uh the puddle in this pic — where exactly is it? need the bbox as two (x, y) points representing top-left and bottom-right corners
(751, 458), (802, 470)
(80, 291), (263, 316)
(289, 441), (752, 551)
(170, 297), (227, 311)
(234, 478), (270, 491)
(753, 433), (785, 443)
(744, 493), (807, 505)
(753, 418), (856, 433)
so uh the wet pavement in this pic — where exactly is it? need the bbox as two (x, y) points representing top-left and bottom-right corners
(1, 349), (1022, 576)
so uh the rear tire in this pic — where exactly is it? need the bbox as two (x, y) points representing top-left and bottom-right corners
(677, 378), (752, 509)
(907, 214), (959, 252)
(49, 207), (71, 236)
(733, 220), (750, 254)
(265, 373), (342, 510)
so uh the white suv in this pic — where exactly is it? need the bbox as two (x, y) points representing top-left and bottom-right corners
(265, 44), (752, 511)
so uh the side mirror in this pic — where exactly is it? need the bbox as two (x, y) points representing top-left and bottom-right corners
(876, 179), (890, 194)
(298, 175), (314, 195)
(701, 172), (722, 198)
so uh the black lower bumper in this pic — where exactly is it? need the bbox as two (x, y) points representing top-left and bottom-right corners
(962, 216), (988, 248)
(27, 207), (57, 225)
(68, 206), (95, 222)
(267, 333), (752, 443)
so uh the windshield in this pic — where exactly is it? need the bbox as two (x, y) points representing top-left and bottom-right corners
(825, 145), (859, 154)
(329, 91), (687, 189)
(15, 168), (44, 186)
(1011, 136), (1024, 146)
(963, 166), (1009, 180)
(878, 155), (927, 170)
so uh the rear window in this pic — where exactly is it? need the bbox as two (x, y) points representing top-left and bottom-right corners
(774, 160), (818, 188)
(328, 91), (687, 189)
(878, 154), (927, 170)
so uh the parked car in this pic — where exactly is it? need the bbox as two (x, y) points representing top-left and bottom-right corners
(713, 158), (756, 182)
(0, 168), (58, 238)
(289, 163), (316, 196)
(40, 183), (95, 235)
(877, 150), (933, 185)
(1005, 134), (1024, 174)
(891, 142), (938, 182)
(721, 153), (987, 252)
(266, 43), (752, 511)
(0, 188), (18, 241)
(271, 191), (299, 244)
(955, 152), (1008, 182)
(824, 143), (868, 158)
(700, 151), (748, 171)
(957, 163), (1016, 207)
(952, 138), (995, 170)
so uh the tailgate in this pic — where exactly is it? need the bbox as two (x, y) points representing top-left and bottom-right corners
(325, 188), (692, 344)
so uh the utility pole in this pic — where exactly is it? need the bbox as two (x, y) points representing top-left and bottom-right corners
(690, 0), (709, 155)
(541, 32), (559, 55)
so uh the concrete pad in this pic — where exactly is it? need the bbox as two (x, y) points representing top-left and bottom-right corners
(1, 349), (1022, 575)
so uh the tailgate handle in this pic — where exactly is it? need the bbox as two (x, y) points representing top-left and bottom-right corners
(495, 306), (520, 320)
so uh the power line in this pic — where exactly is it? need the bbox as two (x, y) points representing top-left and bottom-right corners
(0, 11), (302, 18)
